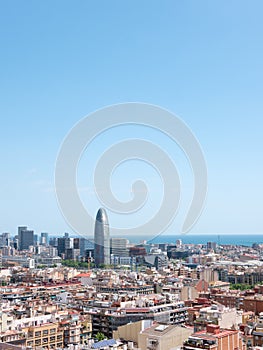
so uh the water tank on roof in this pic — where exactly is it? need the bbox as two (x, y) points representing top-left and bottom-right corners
(128, 341), (134, 349)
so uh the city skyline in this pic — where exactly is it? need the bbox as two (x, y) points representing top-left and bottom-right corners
(0, 3), (262, 349)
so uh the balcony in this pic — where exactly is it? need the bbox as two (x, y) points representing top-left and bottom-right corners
(182, 340), (217, 349)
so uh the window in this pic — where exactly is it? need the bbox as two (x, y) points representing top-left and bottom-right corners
(28, 331), (34, 338)
(148, 339), (158, 346)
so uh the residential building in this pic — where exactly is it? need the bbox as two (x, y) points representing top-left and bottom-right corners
(182, 325), (243, 350)
(138, 323), (193, 350)
(24, 322), (64, 349)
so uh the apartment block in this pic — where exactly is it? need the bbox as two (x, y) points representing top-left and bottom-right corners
(182, 325), (244, 350)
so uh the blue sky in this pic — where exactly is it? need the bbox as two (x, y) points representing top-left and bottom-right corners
(0, 1), (262, 238)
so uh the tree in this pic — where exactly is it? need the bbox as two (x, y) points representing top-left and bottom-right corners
(95, 332), (106, 341)
(230, 283), (253, 291)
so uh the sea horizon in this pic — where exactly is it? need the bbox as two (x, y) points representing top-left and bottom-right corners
(59, 233), (263, 247)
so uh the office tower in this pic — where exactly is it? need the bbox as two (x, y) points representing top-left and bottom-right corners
(18, 226), (27, 250)
(41, 232), (49, 245)
(73, 238), (80, 249)
(49, 237), (58, 247)
(18, 227), (34, 251)
(110, 238), (129, 257)
(57, 233), (73, 257)
(13, 237), (19, 250)
(79, 238), (94, 257)
(0, 232), (10, 247)
(57, 237), (65, 256)
(34, 234), (38, 245)
(64, 238), (80, 261)
(94, 208), (110, 266)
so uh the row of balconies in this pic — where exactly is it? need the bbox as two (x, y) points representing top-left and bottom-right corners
(29, 334), (63, 342)
(182, 340), (217, 349)
(0, 333), (26, 342)
(28, 331), (63, 339)
(27, 336), (63, 346)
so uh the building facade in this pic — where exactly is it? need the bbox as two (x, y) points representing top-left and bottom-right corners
(18, 226), (34, 251)
(94, 208), (110, 266)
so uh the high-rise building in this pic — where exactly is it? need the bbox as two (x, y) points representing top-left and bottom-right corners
(64, 238), (80, 261)
(94, 208), (110, 266)
(49, 237), (58, 247)
(57, 233), (73, 257)
(18, 227), (34, 251)
(40, 232), (49, 245)
(79, 238), (94, 257)
(73, 238), (80, 249)
(0, 232), (10, 247)
(18, 226), (27, 250)
(65, 248), (80, 261)
(34, 234), (38, 245)
(110, 237), (129, 257)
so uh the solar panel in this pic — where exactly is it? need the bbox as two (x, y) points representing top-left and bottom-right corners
(92, 339), (116, 349)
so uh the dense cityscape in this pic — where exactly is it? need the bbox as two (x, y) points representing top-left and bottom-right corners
(1, 1), (262, 350)
(0, 208), (263, 350)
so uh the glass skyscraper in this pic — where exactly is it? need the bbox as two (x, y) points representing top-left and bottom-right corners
(94, 208), (110, 266)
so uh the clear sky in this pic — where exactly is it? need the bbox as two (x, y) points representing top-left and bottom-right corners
(0, 1), (262, 238)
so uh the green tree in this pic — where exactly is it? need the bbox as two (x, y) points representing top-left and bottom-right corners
(230, 283), (253, 291)
(95, 332), (106, 341)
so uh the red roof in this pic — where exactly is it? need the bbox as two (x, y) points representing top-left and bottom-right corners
(76, 273), (91, 278)
(194, 329), (238, 340)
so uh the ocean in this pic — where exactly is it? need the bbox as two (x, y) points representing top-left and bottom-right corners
(124, 234), (263, 246)
(72, 233), (263, 247)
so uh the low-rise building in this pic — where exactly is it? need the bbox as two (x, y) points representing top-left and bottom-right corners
(24, 322), (64, 349)
(182, 324), (244, 350)
(138, 323), (193, 350)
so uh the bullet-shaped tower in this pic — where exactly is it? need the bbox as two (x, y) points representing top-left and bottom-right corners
(94, 208), (110, 266)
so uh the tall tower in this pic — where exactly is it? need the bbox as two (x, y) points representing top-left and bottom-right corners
(94, 208), (110, 266)
(18, 226), (34, 251)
